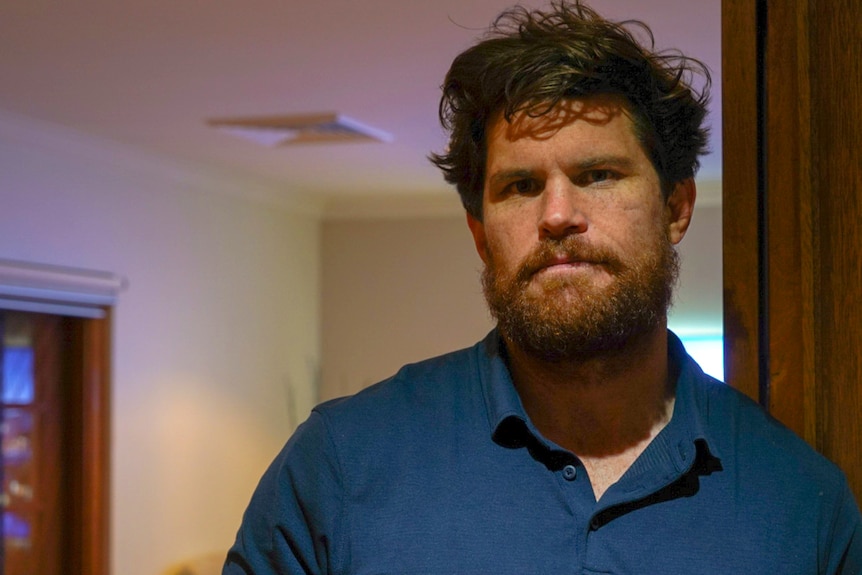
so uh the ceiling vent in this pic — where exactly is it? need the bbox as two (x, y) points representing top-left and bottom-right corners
(207, 113), (393, 146)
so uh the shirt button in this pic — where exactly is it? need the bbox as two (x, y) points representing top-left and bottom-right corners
(562, 464), (577, 481)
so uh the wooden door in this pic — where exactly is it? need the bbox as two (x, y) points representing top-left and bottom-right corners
(722, 0), (862, 500)
(0, 310), (110, 575)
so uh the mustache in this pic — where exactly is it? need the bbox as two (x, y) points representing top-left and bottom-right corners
(514, 236), (624, 284)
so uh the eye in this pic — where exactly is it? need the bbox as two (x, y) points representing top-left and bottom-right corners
(579, 169), (619, 186)
(504, 178), (541, 196)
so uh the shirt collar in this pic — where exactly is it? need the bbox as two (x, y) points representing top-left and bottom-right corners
(615, 332), (723, 500)
(477, 331), (576, 470)
(476, 328), (722, 467)
(478, 330), (526, 437)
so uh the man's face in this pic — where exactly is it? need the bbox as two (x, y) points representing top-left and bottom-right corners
(467, 96), (694, 361)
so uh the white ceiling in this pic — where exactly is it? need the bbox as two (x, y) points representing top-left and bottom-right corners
(0, 0), (721, 209)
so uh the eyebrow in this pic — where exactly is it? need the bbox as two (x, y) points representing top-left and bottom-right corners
(487, 169), (534, 187)
(575, 155), (637, 171)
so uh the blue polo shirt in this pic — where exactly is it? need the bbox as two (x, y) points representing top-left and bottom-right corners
(225, 331), (862, 574)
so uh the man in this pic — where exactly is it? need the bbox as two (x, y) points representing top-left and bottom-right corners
(225, 2), (861, 573)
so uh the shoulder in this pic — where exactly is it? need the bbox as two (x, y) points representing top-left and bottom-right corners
(247, 341), (485, 495)
(275, 340), (490, 473)
(695, 374), (848, 490)
(313, 341), (484, 433)
(690, 373), (861, 566)
(264, 339), (495, 529)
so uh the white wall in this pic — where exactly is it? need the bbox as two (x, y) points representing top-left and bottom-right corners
(321, 196), (723, 400)
(669, 201), (723, 334)
(0, 110), (321, 575)
(321, 215), (494, 400)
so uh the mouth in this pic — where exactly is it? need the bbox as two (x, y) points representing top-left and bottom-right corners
(525, 253), (605, 281)
(535, 257), (599, 276)
(514, 239), (620, 284)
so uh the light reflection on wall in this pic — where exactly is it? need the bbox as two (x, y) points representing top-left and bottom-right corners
(676, 333), (725, 381)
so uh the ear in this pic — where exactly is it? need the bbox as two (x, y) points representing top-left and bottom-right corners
(666, 178), (696, 245)
(466, 212), (489, 264)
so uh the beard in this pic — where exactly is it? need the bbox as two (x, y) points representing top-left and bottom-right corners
(482, 232), (679, 363)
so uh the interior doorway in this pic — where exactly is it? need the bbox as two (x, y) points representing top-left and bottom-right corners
(0, 309), (110, 575)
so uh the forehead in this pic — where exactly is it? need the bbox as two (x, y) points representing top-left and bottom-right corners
(484, 96), (649, 170)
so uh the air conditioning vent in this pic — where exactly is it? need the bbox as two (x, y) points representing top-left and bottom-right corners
(207, 113), (392, 146)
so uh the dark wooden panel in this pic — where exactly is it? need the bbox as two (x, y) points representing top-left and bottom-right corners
(60, 312), (112, 575)
(810, 0), (862, 499)
(724, 0), (862, 501)
(721, 0), (761, 402)
(80, 312), (111, 575)
(764, 0), (816, 444)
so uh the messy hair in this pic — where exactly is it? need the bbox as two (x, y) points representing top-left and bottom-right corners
(429, 0), (711, 220)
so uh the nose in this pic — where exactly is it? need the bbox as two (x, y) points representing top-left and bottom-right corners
(538, 179), (588, 240)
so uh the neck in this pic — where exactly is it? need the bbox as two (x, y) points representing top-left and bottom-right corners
(504, 324), (676, 460)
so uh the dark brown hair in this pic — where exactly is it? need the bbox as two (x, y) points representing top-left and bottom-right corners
(429, 0), (711, 220)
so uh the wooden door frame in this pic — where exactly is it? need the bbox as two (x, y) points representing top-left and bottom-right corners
(0, 259), (119, 574)
(722, 0), (815, 441)
(721, 0), (763, 406)
(722, 0), (862, 499)
(77, 311), (112, 575)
